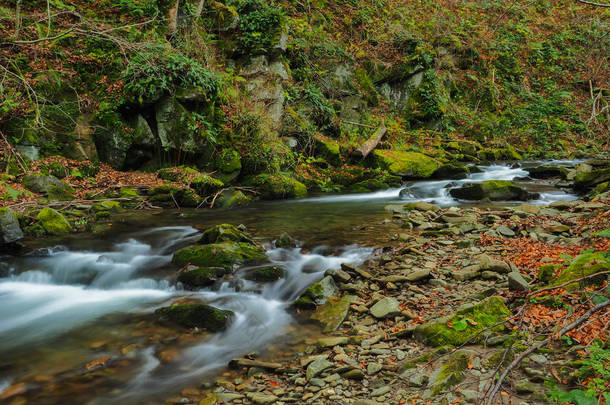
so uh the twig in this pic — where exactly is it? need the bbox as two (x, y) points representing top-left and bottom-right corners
(575, 0), (610, 6)
(485, 301), (610, 405)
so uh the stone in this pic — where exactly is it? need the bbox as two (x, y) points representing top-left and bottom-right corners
(325, 268), (352, 283)
(23, 174), (74, 200)
(477, 254), (511, 273)
(373, 150), (440, 178)
(342, 368), (365, 380)
(401, 369), (429, 387)
(294, 276), (338, 309)
(246, 393), (278, 404)
(215, 188), (252, 208)
(177, 266), (225, 287)
(544, 223), (570, 234)
(306, 359), (334, 380)
(515, 380), (538, 394)
(311, 295), (353, 332)
(172, 242), (267, 269)
(402, 201), (441, 212)
(405, 269), (431, 282)
(449, 180), (538, 201)
(245, 265), (286, 282)
(0, 208), (23, 244)
(276, 231), (297, 248)
(549, 252), (609, 289)
(155, 303), (234, 332)
(508, 271), (530, 291)
(317, 336), (349, 348)
(496, 225), (515, 237)
(37, 207), (71, 234)
(453, 265), (481, 281)
(425, 349), (471, 395)
(370, 386), (390, 397)
(370, 297), (401, 319)
(244, 173), (307, 199)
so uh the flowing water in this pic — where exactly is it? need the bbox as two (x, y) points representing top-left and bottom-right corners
(0, 161), (580, 403)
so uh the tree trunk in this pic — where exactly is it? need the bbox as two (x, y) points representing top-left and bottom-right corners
(167, 0), (180, 35)
(15, 0), (22, 39)
(195, 0), (206, 20)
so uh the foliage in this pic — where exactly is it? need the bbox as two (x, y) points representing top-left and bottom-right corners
(234, 0), (284, 55)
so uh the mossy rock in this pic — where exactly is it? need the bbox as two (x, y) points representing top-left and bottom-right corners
(549, 252), (609, 290)
(37, 207), (72, 234)
(148, 185), (199, 208)
(574, 168), (610, 190)
(177, 266), (226, 287)
(23, 174), (74, 200)
(200, 223), (254, 245)
(349, 179), (389, 193)
(215, 149), (242, 174)
(293, 276), (338, 309)
(155, 303), (234, 332)
(431, 163), (470, 179)
(190, 174), (224, 196)
(445, 141), (480, 156)
(214, 188), (252, 208)
(425, 349), (470, 396)
(372, 150), (439, 178)
(172, 241), (267, 269)
(310, 295), (354, 332)
(314, 134), (341, 166)
(537, 264), (556, 283)
(91, 200), (123, 212)
(527, 165), (568, 179)
(119, 187), (139, 197)
(449, 180), (538, 201)
(244, 265), (286, 282)
(413, 296), (511, 346)
(244, 173), (307, 199)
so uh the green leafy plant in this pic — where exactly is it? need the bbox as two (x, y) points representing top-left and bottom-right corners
(234, 0), (284, 55)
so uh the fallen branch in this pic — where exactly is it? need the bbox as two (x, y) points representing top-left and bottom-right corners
(485, 300), (610, 405)
(352, 121), (386, 158)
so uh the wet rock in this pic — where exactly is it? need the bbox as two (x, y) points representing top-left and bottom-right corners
(177, 266), (225, 287)
(373, 150), (440, 178)
(432, 163), (470, 179)
(414, 296), (511, 346)
(0, 207), (23, 244)
(293, 276), (338, 309)
(527, 165), (568, 179)
(276, 231), (297, 248)
(449, 180), (538, 201)
(155, 303), (234, 332)
(37, 207), (72, 234)
(508, 271), (530, 291)
(244, 173), (307, 199)
(172, 242), (267, 269)
(311, 295), (354, 332)
(245, 265), (286, 282)
(200, 223), (255, 245)
(325, 268), (351, 283)
(370, 297), (401, 319)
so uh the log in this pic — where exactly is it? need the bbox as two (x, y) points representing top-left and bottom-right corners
(352, 121), (386, 158)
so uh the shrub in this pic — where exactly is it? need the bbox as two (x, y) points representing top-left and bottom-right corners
(234, 0), (284, 55)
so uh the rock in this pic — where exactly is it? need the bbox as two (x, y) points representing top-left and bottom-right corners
(325, 268), (351, 283)
(367, 363), (383, 375)
(0, 208), (23, 244)
(342, 368), (365, 380)
(148, 185), (199, 208)
(214, 188), (252, 208)
(453, 265), (481, 281)
(306, 358), (333, 380)
(200, 223), (255, 245)
(244, 173), (307, 199)
(370, 386), (391, 397)
(190, 174), (224, 196)
(508, 271), (530, 291)
(316, 336), (349, 348)
(294, 276), (338, 309)
(414, 296), (511, 346)
(549, 252), (609, 289)
(177, 266), (225, 287)
(544, 223), (570, 233)
(314, 134), (342, 166)
(276, 231), (297, 248)
(401, 369), (429, 387)
(477, 254), (511, 273)
(155, 303), (234, 331)
(432, 163), (470, 179)
(449, 180), (538, 201)
(246, 393), (278, 404)
(527, 165), (567, 179)
(245, 265), (286, 282)
(574, 168), (610, 190)
(515, 380), (538, 394)
(37, 207), (72, 234)
(172, 242), (267, 269)
(537, 264), (556, 283)
(373, 150), (440, 178)
(23, 174), (74, 200)
(402, 201), (441, 212)
(424, 350), (470, 396)
(311, 295), (354, 332)
(496, 225), (515, 237)
(405, 269), (431, 282)
(353, 400), (380, 405)
(370, 297), (401, 319)
(516, 204), (541, 215)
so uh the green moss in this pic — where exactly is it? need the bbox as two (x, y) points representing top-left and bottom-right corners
(449, 180), (535, 201)
(293, 276), (337, 309)
(92, 200), (122, 212)
(119, 187), (138, 197)
(414, 296), (511, 346)
(190, 174), (224, 196)
(172, 241), (267, 269)
(310, 295), (352, 332)
(155, 304), (234, 332)
(177, 267), (226, 287)
(314, 134), (341, 166)
(537, 264), (556, 283)
(354, 68), (379, 106)
(215, 149), (242, 174)
(549, 252), (609, 290)
(200, 223), (254, 244)
(244, 265), (286, 282)
(428, 350), (470, 395)
(244, 173), (307, 199)
(372, 150), (439, 178)
(445, 141), (480, 155)
(147, 185), (199, 207)
(574, 168), (610, 190)
(37, 207), (72, 234)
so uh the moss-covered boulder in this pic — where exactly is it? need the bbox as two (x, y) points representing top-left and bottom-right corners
(431, 163), (470, 179)
(172, 241), (267, 269)
(424, 349), (471, 396)
(414, 296), (511, 346)
(91, 200), (123, 212)
(214, 188), (252, 208)
(449, 180), (538, 201)
(200, 223), (254, 245)
(314, 134), (341, 166)
(177, 266), (226, 287)
(155, 303), (234, 332)
(527, 165), (568, 179)
(0, 207), (23, 244)
(349, 179), (390, 193)
(293, 276), (338, 309)
(372, 150), (439, 178)
(23, 174), (74, 200)
(37, 207), (72, 234)
(310, 295), (355, 332)
(190, 174), (224, 196)
(445, 141), (480, 156)
(574, 168), (610, 190)
(549, 252), (609, 289)
(244, 265), (286, 282)
(147, 185), (199, 208)
(244, 173), (307, 199)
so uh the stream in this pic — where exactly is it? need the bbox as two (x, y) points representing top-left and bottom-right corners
(0, 161), (580, 404)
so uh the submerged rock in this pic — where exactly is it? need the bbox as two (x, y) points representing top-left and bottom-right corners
(449, 180), (538, 201)
(155, 303), (234, 332)
(37, 208), (72, 234)
(172, 241), (267, 269)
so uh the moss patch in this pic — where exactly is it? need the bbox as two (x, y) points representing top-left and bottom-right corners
(244, 173), (307, 199)
(244, 265), (286, 282)
(372, 150), (439, 178)
(37, 207), (72, 234)
(155, 303), (234, 332)
(177, 267), (226, 287)
(549, 252), (609, 290)
(172, 241), (267, 269)
(200, 223), (254, 245)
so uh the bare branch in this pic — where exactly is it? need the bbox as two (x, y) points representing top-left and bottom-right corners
(575, 0), (610, 6)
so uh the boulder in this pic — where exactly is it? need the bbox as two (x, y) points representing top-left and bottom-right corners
(402, 201), (440, 212)
(414, 296), (511, 346)
(370, 297), (401, 318)
(0, 208), (23, 244)
(200, 223), (254, 245)
(147, 185), (199, 208)
(574, 168), (610, 190)
(177, 266), (226, 287)
(276, 231), (297, 248)
(432, 164), (470, 179)
(549, 252), (609, 289)
(293, 276), (338, 309)
(311, 295), (354, 332)
(155, 303), (234, 332)
(172, 242), (267, 269)
(190, 174), (224, 197)
(244, 173), (307, 199)
(373, 150), (439, 178)
(449, 180), (538, 201)
(508, 271), (530, 291)
(423, 350), (470, 396)
(23, 174), (74, 200)
(244, 265), (286, 282)
(37, 208), (72, 234)
(527, 165), (568, 179)
(214, 188), (252, 208)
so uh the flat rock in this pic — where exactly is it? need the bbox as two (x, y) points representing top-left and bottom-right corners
(496, 225), (515, 237)
(246, 393), (278, 404)
(306, 359), (334, 380)
(405, 268), (431, 281)
(508, 271), (530, 291)
(369, 297), (401, 319)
